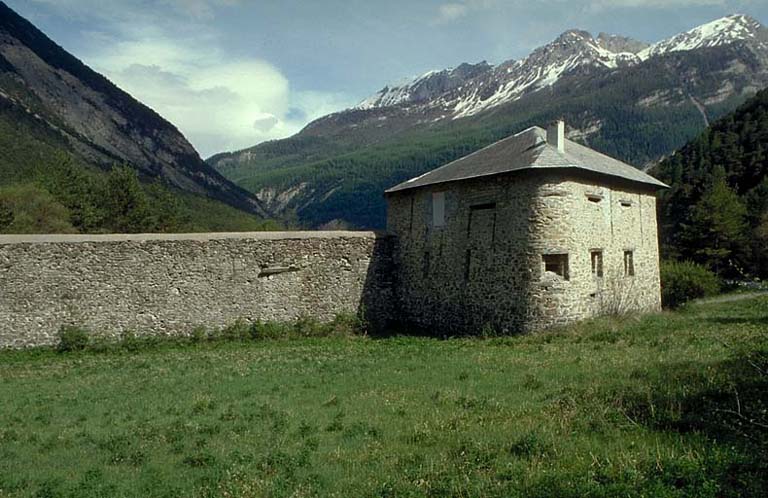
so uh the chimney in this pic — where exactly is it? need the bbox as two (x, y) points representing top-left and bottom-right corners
(547, 120), (565, 153)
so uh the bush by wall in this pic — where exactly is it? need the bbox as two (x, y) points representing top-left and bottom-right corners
(56, 325), (91, 352)
(661, 260), (721, 309)
(51, 313), (368, 354)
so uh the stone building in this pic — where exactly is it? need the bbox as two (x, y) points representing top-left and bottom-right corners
(385, 121), (668, 333)
(0, 121), (671, 348)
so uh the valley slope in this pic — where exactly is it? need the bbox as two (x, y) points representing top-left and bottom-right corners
(0, 1), (268, 221)
(654, 85), (768, 277)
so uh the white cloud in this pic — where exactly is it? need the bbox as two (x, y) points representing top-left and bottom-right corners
(29, 0), (242, 20)
(435, 3), (470, 23)
(24, 1), (355, 156)
(586, 0), (726, 10)
(432, 0), (732, 23)
(85, 28), (353, 156)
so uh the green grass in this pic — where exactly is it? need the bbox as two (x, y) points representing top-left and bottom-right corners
(1, 298), (767, 497)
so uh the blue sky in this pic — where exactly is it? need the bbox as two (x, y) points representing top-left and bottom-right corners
(5, 0), (767, 157)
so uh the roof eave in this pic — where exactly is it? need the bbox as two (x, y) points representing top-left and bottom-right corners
(385, 166), (669, 195)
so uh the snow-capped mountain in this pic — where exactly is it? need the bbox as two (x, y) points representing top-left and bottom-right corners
(354, 14), (767, 119)
(639, 14), (767, 59)
(451, 29), (646, 118)
(356, 62), (493, 109)
(354, 29), (646, 117)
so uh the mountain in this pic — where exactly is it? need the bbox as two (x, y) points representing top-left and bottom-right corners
(354, 14), (766, 120)
(210, 14), (768, 229)
(0, 1), (267, 219)
(355, 28), (647, 119)
(639, 14), (768, 58)
(654, 86), (768, 277)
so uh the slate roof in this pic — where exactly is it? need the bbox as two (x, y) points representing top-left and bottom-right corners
(385, 126), (668, 193)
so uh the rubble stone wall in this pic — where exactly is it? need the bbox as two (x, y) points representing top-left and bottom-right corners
(386, 170), (662, 334)
(0, 232), (395, 348)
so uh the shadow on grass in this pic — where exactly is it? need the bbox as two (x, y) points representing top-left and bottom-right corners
(705, 316), (768, 326)
(617, 351), (768, 497)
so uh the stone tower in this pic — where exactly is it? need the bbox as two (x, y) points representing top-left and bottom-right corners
(385, 121), (668, 333)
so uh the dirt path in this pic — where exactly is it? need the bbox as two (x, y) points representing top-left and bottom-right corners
(695, 291), (768, 305)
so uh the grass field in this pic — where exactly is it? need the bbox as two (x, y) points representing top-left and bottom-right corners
(1, 298), (767, 497)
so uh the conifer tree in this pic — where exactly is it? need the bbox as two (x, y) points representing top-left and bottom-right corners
(39, 154), (103, 232)
(685, 166), (747, 274)
(0, 199), (12, 230)
(102, 166), (154, 233)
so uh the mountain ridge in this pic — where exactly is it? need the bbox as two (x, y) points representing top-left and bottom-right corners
(350, 14), (765, 120)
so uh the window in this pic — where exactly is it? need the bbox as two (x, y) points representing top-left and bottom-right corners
(623, 250), (635, 276)
(467, 202), (497, 244)
(470, 202), (496, 211)
(432, 192), (445, 227)
(620, 199), (633, 207)
(591, 250), (604, 278)
(543, 254), (569, 280)
(586, 194), (603, 203)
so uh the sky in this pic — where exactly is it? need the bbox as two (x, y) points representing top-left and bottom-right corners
(5, 0), (768, 158)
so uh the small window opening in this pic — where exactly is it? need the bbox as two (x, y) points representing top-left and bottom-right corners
(620, 199), (633, 207)
(470, 202), (496, 211)
(543, 254), (569, 280)
(586, 193), (603, 203)
(623, 250), (635, 277)
(591, 250), (604, 278)
(432, 192), (445, 227)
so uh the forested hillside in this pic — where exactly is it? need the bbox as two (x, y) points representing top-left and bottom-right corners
(654, 86), (768, 278)
(0, 103), (277, 234)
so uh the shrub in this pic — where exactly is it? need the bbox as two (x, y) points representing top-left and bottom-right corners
(190, 325), (209, 343)
(327, 312), (367, 337)
(250, 321), (292, 340)
(293, 315), (326, 337)
(56, 325), (90, 352)
(661, 260), (721, 309)
(0, 183), (75, 234)
(220, 319), (250, 341)
(0, 199), (13, 230)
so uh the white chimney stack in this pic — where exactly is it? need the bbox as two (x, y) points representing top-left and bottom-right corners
(547, 120), (565, 153)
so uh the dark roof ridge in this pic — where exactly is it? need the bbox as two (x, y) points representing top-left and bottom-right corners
(386, 125), (667, 193)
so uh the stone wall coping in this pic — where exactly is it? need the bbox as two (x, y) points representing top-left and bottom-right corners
(0, 231), (391, 245)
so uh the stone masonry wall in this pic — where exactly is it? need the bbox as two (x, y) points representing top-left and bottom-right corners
(0, 232), (395, 349)
(387, 170), (662, 334)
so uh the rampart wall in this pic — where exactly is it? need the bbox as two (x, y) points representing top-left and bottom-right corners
(0, 232), (395, 348)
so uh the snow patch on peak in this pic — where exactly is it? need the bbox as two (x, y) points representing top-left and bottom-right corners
(351, 14), (765, 120)
(354, 69), (443, 110)
(639, 14), (764, 59)
(354, 63), (492, 110)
